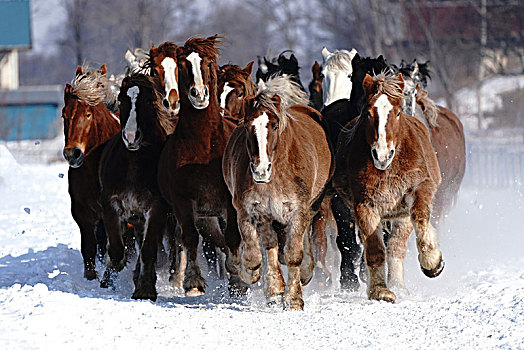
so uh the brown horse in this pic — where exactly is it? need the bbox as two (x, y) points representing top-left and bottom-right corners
(148, 42), (182, 117)
(62, 65), (121, 280)
(98, 74), (175, 300)
(158, 35), (247, 297)
(218, 62), (256, 124)
(308, 60), (323, 111)
(223, 76), (333, 310)
(333, 74), (443, 303)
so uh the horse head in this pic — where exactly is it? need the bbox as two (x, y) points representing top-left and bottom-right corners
(362, 73), (405, 171)
(62, 65), (120, 167)
(320, 47), (358, 107)
(149, 43), (181, 116)
(119, 74), (173, 151)
(218, 62), (256, 119)
(177, 35), (222, 110)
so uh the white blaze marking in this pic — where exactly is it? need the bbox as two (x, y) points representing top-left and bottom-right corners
(161, 57), (178, 101)
(373, 94), (393, 161)
(252, 112), (270, 172)
(186, 52), (205, 94)
(219, 82), (234, 116)
(124, 86), (139, 144)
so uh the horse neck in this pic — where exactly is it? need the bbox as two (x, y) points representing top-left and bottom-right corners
(178, 86), (220, 136)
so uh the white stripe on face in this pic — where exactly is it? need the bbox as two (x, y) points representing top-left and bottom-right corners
(186, 52), (205, 94)
(219, 82), (234, 116)
(252, 112), (270, 172)
(373, 94), (393, 161)
(161, 57), (178, 100)
(124, 86), (139, 144)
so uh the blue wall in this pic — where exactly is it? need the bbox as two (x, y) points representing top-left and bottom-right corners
(0, 104), (59, 140)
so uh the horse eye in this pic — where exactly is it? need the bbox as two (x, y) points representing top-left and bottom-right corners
(238, 92), (244, 98)
(86, 113), (92, 119)
(348, 73), (352, 78)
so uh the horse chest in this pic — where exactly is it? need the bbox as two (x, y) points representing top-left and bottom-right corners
(245, 191), (297, 223)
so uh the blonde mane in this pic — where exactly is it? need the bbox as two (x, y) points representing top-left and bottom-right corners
(373, 74), (405, 99)
(71, 65), (118, 112)
(416, 87), (439, 127)
(255, 75), (310, 131)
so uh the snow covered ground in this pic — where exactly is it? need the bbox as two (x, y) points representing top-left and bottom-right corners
(1, 145), (523, 349)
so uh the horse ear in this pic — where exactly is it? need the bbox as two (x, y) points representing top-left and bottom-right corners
(244, 61), (254, 75)
(396, 73), (405, 92)
(312, 61), (320, 76)
(289, 54), (298, 65)
(99, 64), (107, 75)
(349, 48), (358, 60)
(321, 47), (331, 61)
(362, 74), (374, 96)
(76, 66), (83, 76)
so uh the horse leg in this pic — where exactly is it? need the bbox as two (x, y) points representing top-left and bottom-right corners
(94, 219), (107, 264)
(332, 195), (362, 291)
(131, 202), (166, 301)
(237, 211), (262, 285)
(386, 217), (413, 290)
(355, 204), (395, 303)
(195, 218), (220, 279)
(224, 206), (249, 297)
(311, 205), (331, 286)
(300, 222), (315, 287)
(172, 198), (207, 296)
(260, 221), (285, 306)
(284, 211), (309, 310)
(168, 221), (186, 292)
(411, 183), (444, 278)
(100, 200), (126, 288)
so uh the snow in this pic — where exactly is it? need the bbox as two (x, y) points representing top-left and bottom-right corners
(1, 147), (524, 349)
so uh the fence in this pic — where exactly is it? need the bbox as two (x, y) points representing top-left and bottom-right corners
(464, 130), (524, 188)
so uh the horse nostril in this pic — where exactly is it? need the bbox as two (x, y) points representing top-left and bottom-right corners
(204, 86), (209, 97)
(162, 99), (170, 109)
(371, 148), (378, 160)
(135, 129), (142, 142)
(73, 148), (82, 160)
(267, 162), (272, 172)
(389, 149), (395, 159)
(190, 87), (197, 97)
(249, 162), (255, 174)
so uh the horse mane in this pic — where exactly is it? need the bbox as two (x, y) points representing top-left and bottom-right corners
(183, 34), (223, 62)
(220, 64), (257, 96)
(372, 74), (405, 100)
(255, 75), (310, 131)
(124, 74), (177, 135)
(323, 49), (354, 71)
(415, 87), (439, 127)
(70, 65), (118, 112)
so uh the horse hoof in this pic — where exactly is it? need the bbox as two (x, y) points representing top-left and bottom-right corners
(99, 270), (114, 288)
(369, 286), (396, 303)
(84, 270), (97, 281)
(228, 276), (250, 297)
(132, 289), (157, 301)
(240, 267), (261, 285)
(185, 287), (205, 297)
(340, 274), (360, 292)
(284, 298), (304, 311)
(421, 258), (445, 278)
(266, 295), (284, 308)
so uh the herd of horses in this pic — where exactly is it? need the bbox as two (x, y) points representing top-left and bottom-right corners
(61, 34), (466, 310)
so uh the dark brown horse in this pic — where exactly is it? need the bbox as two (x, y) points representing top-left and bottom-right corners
(157, 35), (247, 297)
(218, 62), (256, 124)
(223, 76), (333, 310)
(98, 74), (175, 300)
(333, 74), (443, 303)
(62, 65), (121, 280)
(308, 60), (323, 111)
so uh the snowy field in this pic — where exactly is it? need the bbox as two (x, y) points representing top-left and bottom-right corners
(0, 144), (523, 349)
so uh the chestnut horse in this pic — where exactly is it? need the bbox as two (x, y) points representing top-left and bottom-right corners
(223, 76), (333, 309)
(62, 65), (121, 280)
(98, 74), (175, 300)
(218, 62), (256, 124)
(308, 60), (323, 111)
(157, 35), (247, 297)
(333, 74), (444, 303)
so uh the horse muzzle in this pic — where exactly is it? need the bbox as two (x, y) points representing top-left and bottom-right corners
(371, 147), (395, 171)
(189, 86), (209, 109)
(122, 129), (143, 151)
(63, 147), (84, 168)
(250, 162), (272, 183)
